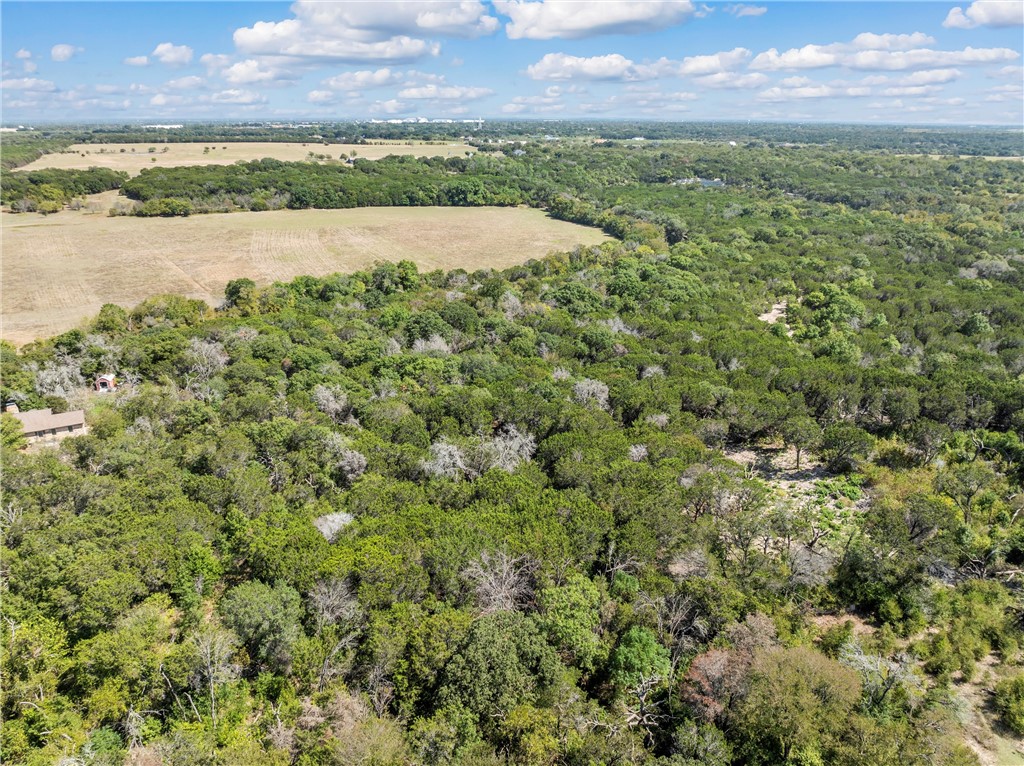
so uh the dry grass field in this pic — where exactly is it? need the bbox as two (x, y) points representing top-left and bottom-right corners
(1, 204), (608, 345)
(17, 141), (476, 176)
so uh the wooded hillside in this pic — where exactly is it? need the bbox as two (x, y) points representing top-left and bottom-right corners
(2, 126), (1023, 766)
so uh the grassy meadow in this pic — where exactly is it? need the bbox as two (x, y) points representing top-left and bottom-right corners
(17, 141), (476, 176)
(1, 204), (607, 345)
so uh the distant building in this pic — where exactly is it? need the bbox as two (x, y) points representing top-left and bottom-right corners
(11, 408), (86, 444)
(94, 374), (117, 392)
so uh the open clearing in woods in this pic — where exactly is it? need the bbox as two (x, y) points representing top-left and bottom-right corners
(17, 141), (476, 176)
(1, 204), (609, 345)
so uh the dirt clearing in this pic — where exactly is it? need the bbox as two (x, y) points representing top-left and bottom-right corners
(758, 301), (787, 324)
(1, 205), (608, 345)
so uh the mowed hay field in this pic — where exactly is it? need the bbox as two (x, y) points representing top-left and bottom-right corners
(17, 141), (476, 175)
(1, 205), (609, 345)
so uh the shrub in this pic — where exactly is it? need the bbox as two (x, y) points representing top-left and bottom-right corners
(994, 674), (1024, 735)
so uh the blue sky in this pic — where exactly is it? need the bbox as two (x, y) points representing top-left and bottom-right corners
(2, 1), (1021, 124)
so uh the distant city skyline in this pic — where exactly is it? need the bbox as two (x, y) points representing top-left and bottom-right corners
(2, 1), (1022, 125)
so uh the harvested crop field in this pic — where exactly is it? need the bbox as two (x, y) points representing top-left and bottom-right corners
(17, 141), (476, 175)
(1, 205), (608, 345)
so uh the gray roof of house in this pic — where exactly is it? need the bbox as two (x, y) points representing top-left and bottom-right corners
(11, 408), (86, 433)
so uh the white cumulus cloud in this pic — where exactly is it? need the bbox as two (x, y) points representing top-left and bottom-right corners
(210, 88), (267, 104)
(166, 75), (205, 90)
(694, 71), (768, 88)
(944, 0), (1024, 28)
(150, 93), (186, 107)
(752, 32), (1019, 72)
(526, 48), (751, 82)
(757, 82), (874, 101)
(124, 55), (149, 66)
(152, 42), (194, 66)
(370, 98), (414, 114)
(899, 68), (961, 84)
(200, 53), (232, 73)
(221, 59), (298, 85)
(526, 52), (671, 81)
(496, 0), (696, 40)
(1, 77), (56, 92)
(307, 90), (337, 103)
(397, 83), (493, 99)
(921, 96), (967, 106)
(678, 47), (751, 75)
(234, 1), (495, 63)
(723, 4), (767, 17)
(15, 49), (32, 59)
(984, 81), (1023, 101)
(751, 44), (840, 70)
(845, 46), (1019, 70)
(501, 92), (566, 113)
(51, 44), (82, 62)
(236, 22), (438, 63)
(990, 64), (1023, 78)
(881, 84), (943, 96)
(293, 0), (498, 37)
(67, 95), (131, 111)
(850, 32), (935, 50)
(323, 68), (402, 90)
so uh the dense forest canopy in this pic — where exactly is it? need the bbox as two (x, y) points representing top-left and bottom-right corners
(2, 122), (1024, 765)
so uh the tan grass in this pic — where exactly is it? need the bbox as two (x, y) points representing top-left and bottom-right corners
(1, 205), (608, 345)
(17, 141), (476, 176)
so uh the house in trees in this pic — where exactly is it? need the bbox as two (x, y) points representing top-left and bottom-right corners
(94, 374), (117, 392)
(11, 408), (86, 444)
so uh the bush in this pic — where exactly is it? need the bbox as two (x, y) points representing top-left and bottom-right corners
(219, 581), (303, 670)
(994, 674), (1024, 735)
(820, 424), (874, 473)
(608, 626), (670, 691)
(137, 197), (193, 217)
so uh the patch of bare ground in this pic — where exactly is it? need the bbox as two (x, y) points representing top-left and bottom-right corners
(1, 203), (609, 346)
(956, 654), (1024, 766)
(758, 300), (794, 337)
(758, 301), (787, 324)
(809, 612), (877, 639)
(125, 746), (162, 766)
(721, 443), (832, 497)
